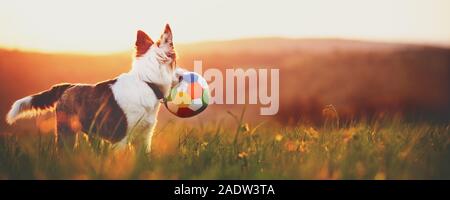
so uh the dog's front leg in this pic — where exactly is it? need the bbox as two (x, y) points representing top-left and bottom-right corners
(130, 122), (156, 155)
(144, 122), (157, 154)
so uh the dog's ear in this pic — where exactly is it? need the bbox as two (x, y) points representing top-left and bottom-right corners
(135, 30), (153, 57)
(158, 24), (173, 47)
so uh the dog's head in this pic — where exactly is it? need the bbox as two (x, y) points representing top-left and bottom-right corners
(132, 24), (183, 87)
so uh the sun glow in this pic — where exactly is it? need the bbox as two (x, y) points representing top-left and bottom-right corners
(0, 0), (449, 53)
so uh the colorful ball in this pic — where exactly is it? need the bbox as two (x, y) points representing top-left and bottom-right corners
(164, 72), (210, 118)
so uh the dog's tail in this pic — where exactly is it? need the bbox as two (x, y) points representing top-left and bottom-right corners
(6, 83), (74, 124)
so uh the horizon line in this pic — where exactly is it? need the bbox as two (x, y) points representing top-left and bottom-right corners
(1, 36), (449, 56)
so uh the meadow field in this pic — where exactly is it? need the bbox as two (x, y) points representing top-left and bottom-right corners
(0, 109), (449, 179)
(0, 38), (449, 179)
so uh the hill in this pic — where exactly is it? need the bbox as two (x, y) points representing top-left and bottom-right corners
(0, 38), (449, 130)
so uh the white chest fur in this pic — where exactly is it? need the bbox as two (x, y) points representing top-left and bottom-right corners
(110, 73), (160, 133)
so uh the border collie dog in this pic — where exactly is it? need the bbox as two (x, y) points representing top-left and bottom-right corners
(6, 24), (184, 153)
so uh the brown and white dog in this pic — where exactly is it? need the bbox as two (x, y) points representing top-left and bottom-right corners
(6, 24), (185, 153)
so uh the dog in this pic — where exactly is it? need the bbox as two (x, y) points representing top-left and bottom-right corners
(5, 24), (185, 153)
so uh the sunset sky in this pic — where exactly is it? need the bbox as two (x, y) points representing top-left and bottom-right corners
(0, 0), (449, 53)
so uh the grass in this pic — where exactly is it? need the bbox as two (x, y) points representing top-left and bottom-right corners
(0, 113), (449, 180)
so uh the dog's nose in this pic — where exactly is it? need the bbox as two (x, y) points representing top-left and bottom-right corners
(178, 75), (183, 82)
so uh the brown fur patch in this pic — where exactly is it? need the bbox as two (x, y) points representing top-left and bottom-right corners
(56, 79), (128, 143)
(135, 30), (153, 57)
